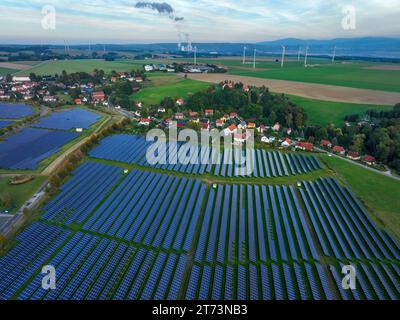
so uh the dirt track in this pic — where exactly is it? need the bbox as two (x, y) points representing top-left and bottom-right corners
(186, 73), (400, 105)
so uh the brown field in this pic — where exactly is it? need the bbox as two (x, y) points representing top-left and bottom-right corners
(364, 65), (400, 71)
(186, 73), (400, 105)
(0, 62), (33, 70)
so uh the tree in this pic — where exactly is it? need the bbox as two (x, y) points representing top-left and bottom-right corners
(5, 74), (12, 83)
(268, 111), (277, 125)
(350, 134), (365, 153)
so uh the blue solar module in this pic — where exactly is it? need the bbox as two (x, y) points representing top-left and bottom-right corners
(34, 108), (100, 130)
(0, 103), (33, 119)
(0, 120), (13, 128)
(237, 265), (247, 300)
(0, 128), (78, 169)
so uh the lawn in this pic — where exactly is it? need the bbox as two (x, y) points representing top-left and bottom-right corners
(0, 175), (47, 214)
(131, 78), (210, 105)
(287, 95), (393, 127)
(322, 155), (400, 239)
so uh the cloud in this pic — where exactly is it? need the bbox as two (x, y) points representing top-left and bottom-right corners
(134, 1), (184, 21)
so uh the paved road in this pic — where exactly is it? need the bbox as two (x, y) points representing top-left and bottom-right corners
(315, 147), (400, 181)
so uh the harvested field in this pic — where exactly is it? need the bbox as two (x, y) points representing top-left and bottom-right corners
(186, 73), (400, 105)
(364, 65), (400, 71)
(0, 62), (34, 70)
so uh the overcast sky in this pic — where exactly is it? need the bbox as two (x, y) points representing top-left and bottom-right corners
(0, 0), (399, 44)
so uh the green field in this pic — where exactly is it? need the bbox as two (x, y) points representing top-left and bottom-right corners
(0, 67), (17, 75)
(15, 59), (148, 75)
(323, 155), (400, 238)
(185, 57), (400, 92)
(131, 77), (210, 105)
(287, 95), (392, 126)
(0, 175), (47, 214)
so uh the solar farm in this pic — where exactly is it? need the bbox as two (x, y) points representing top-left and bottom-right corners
(0, 156), (399, 300)
(0, 108), (101, 170)
(0, 120), (13, 128)
(0, 103), (34, 119)
(89, 134), (323, 177)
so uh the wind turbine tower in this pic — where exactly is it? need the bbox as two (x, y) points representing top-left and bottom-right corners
(194, 46), (197, 64)
(253, 48), (257, 70)
(304, 46), (309, 66)
(297, 47), (301, 62)
(243, 46), (247, 64)
(332, 46), (336, 63)
(281, 45), (286, 68)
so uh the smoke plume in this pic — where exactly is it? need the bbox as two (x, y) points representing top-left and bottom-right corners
(135, 2), (184, 21)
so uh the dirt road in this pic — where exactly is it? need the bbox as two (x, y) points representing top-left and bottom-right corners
(186, 73), (400, 105)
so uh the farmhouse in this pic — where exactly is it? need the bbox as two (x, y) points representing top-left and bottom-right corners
(216, 119), (224, 127)
(157, 107), (166, 113)
(175, 113), (184, 120)
(347, 151), (361, 160)
(92, 91), (106, 102)
(43, 95), (58, 103)
(362, 155), (376, 166)
(332, 146), (345, 155)
(296, 142), (314, 151)
(272, 122), (281, 131)
(12, 76), (30, 82)
(281, 138), (292, 148)
(139, 118), (151, 126)
(176, 98), (184, 106)
(205, 109), (214, 117)
(247, 122), (256, 129)
(224, 124), (237, 136)
(75, 99), (82, 105)
(320, 140), (332, 148)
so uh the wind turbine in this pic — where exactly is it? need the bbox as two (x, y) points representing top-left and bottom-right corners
(243, 46), (247, 64)
(194, 46), (197, 65)
(253, 48), (257, 70)
(332, 46), (336, 63)
(281, 45), (286, 68)
(304, 46), (309, 66)
(297, 47), (301, 62)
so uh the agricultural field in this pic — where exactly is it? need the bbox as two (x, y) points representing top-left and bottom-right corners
(131, 78), (209, 105)
(0, 67), (17, 75)
(287, 95), (392, 127)
(192, 57), (400, 93)
(0, 161), (399, 300)
(15, 59), (148, 76)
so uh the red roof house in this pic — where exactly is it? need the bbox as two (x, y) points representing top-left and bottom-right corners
(347, 151), (361, 160)
(320, 140), (332, 148)
(205, 109), (214, 117)
(362, 155), (376, 165)
(92, 91), (105, 102)
(333, 146), (345, 154)
(296, 142), (314, 151)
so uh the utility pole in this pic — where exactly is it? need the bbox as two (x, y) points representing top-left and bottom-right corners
(243, 46), (247, 64)
(253, 48), (256, 70)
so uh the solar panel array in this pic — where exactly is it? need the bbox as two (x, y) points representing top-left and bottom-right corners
(0, 103), (34, 119)
(1, 161), (399, 300)
(33, 108), (100, 131)
(0, 120), (13, 128)
(185, 262), (335, 300)
(0, 128), (79, 169)
(90, 134), (323, 177)
(195, 184), (318, 263)
(299, 178), (400, 261)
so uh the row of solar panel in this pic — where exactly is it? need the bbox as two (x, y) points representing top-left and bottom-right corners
(195, 184), (318, 263)
(42, 162), (123, 224)
(89, 134), (323, 177)
(185, 262), (334, 300)
(1, 225), (187, 300)
(83, 170), (205, 252)
(300, 178), (400, 261)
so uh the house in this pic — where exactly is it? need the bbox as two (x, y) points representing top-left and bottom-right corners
(261, 136), (275, 144)
(216, 119), (224, 127)
(189, 111), (199, 117)
(144, 65), (154, 72)
(75, 128), (83, 133)
(247, 122), (256, 129)
(176, 98), (184, 106)
(272, 122), (281, 132)
(201, 123), (210, 131)
(332, 146), (345, 155)
(43, 96), (58, 103)
(135, 77), (143, 83)
(224, 124), (237, 136)
(118, 72), (126, 78)
(23, 94), (33, 100)
(296, 142), (314, 152)
(219, 116), (227, 123)
(75, 98), (82, 105)
(139, 118), (151, 126)
(92, 91), (105, 102)
(281, 138), (292, 148)
(175, 113), (184, 120)
(347, 151), (361, 160)
(111, 76), (118, 83)
(238, 121), (247, 130)
(229, 112), (238, 119)
(12, 76), (30, 82)
(205, 109), (214, 117)
(233, 132), (250, 144)
(243, 85), (250, 92)
(287, 128), (293, 135)
(136, 102), (143, 108)
(222, 82), (233, 90)
(158, 107), (166, 113)
(320, 140), (332, 148)
(362, 155), (376, 166)
(257, 125), (266, 134)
